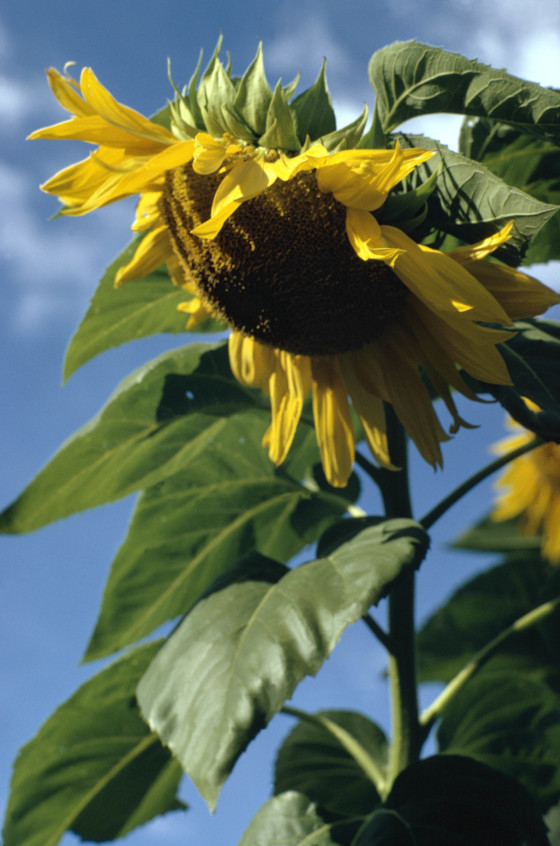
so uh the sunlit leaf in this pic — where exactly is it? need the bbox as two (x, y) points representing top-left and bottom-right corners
(238, 792), (336, 846)
(137, 520), (428, 809)
(64, 236), (224, 380)
(85, 420), (355, 661)
(397, 134), (558, 266)
(0, 343), (265, 534)
(370, 41), (560, 142)
(275, 710), (387, 817)
(353, 755), (549, 845)
(2, 642), (185, 846)
(460, 118), (560, 264)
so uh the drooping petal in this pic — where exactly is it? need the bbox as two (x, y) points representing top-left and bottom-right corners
(345, 208), (405, 263)
(311, 357), (355, 487)
(447, 222), (513, 265)
(263, 351), (311, 465)
(382, 225), (514, 326)
(339, 352), (396, 469)
(114, 225), (173, 287)
(467, 260), (560, 319)
(228, 332), (274, 393)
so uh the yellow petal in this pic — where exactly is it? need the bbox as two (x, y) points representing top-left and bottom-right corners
(311, 357), (355, 487)
(448, 222), (514, 265)
(80, 67), (176, 145)
(345, 208), (405, 263)
(131, 191), (164, 231)
(467, 260), (560, 319)
(317, 144), (433, 211)
(114, 225), (172, 287)
(376, 335), (449, 468)
(382, 225), (514, 326)
(228, 332), (273, 393)
(339, 353), (396, 470)
(46, 67), (95, 117)
(193, 133), (231, 175)
(264, 351), (311, 465)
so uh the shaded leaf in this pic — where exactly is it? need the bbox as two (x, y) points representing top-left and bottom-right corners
(354, 755), (549, 845)
(275, 710), (387, 817)
(85, 420), (355, 661)
(460, 118), (560, 264)
(64, 236), (224, 380)
(0, 343), (265, 534)
(2, 642), (185, 846)
(370, 40), (560, 142)
(238, 792), (336, 846)
(418, 555), (560, 683)
(453, 514), (541, 554)
(397, 134), (558, 266)
(137, 520), (428, 809)
(437, 673), (560, 813)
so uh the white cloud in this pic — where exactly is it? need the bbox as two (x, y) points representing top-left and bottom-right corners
(0, 160), (134, 335)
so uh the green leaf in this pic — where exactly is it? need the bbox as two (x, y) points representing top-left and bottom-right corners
(398, 134), (558, 266)
(321, 106), (368, 152)
(0, 343), (263, 534)
(233, 42), (273, 137)
(453, 514), (541, 554)
(291, 61), (337, 144)
(418, 555), (560, 684)
(85, 420), (355, 661)
(354, 755), (549, 845)
(275, 710), (387, 817)
(137, 519), (428, 809)
(370, 40), (560, 142)
(460, 118), (560, 264)
(238, 792), (336, 846)
(2, 642), (185, 846)
(260, 80), (301, 150)
(64, 236), (224, 380)
(437, 673), (560, 813)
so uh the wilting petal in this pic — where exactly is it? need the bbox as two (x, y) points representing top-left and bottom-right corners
(345, 208), (405, 263)
(114, 225), (172, 287)
(264, 351), (311, 465)
(228, 332), (274, 393)
(311, 357), (355, 487)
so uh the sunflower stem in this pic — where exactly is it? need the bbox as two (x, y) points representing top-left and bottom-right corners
(419, 436), (542, 531)
(380, 408), (421, 787)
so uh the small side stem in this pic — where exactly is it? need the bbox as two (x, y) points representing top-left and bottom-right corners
(420, 436), (542, 531)
(419, 596), (560, 735)
(362, 613), (393, 652)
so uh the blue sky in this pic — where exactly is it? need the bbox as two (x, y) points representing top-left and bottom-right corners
(2, 2), (560, 844)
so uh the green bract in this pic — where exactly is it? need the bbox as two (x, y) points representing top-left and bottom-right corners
(169, 38), (367, 152)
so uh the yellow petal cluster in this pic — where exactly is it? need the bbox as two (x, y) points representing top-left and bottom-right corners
(492, 401), (560, 564)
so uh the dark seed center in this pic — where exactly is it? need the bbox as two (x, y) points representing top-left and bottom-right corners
(161, 162), (407, 356)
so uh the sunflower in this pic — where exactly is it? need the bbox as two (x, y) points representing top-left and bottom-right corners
(492, 401), (560, 564)
(29, 46), (560, 487)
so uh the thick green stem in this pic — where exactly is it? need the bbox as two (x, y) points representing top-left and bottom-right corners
(378, 408), (421, 787)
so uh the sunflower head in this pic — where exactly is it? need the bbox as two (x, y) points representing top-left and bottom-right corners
(29, 45), (560, 488)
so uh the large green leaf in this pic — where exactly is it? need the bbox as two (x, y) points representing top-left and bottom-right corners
(0, 343), (266, 534)
(64, 236), (224, 381)
(370, 41), (560, 142)
(396, 135), (558, 266)
(275, 710), (387, 817)
(460, 118), (560, 264)
(353, 755), (549, 845)
(2, 642), (185, 846)
(238, 792), (336, 846)
(437, 672), (560, 813)
(85, 420), (355, 661)
(137, 520), (428, 809)
(418, 556), (560, 684)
